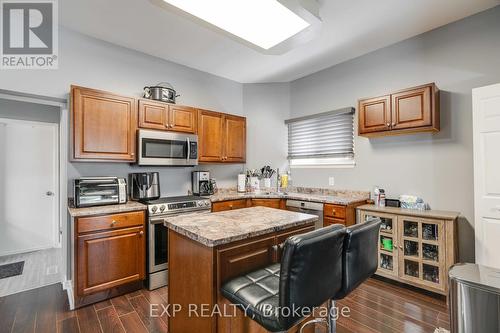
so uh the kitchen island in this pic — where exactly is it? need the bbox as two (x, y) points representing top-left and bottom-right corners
(164, 206), (318, 333)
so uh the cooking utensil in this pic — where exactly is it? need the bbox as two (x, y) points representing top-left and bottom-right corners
(143, 82), (180, 103)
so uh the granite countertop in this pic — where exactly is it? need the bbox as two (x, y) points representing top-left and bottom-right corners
(164, 206), (318, 247)
(209, 188), (369, 206)
(357, 204), (460, 220)
(68, 201), (147, 217)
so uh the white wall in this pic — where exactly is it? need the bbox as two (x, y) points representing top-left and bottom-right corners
(243, 83), (290, 171)
(289, 6), (500, 262)
(0, 27), (250, 196)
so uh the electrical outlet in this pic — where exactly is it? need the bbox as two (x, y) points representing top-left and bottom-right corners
(328, 177), (335, 186)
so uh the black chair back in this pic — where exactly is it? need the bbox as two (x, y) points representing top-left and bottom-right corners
(335, 218), (381, 300)
(278, 224), (346, 328)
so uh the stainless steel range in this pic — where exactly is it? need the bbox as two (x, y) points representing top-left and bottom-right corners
(144, 195), (211, 290)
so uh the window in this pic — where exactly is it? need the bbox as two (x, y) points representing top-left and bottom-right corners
(286, 107), (355, 167)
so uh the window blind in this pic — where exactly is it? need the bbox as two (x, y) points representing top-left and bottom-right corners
(286, 107), (355, 160)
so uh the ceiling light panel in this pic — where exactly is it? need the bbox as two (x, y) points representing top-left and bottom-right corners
(163, 0), (311, 50)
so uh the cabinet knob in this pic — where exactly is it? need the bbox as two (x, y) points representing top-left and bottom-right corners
(392, 122), (396, 127)
(111, 220), (117, 226)
(131, 153), (135, 156)
(386, 122), (390, 127)
(139, 231), (144, 236)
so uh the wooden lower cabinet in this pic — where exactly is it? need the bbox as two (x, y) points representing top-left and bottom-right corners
(251, 198), (285, 209)
(357, 206), (458, 295)
(323, 201), (366, 227)
(212, 198), (286, 212)
(75, 211), (146, 298)
(212, 199), (249, 212)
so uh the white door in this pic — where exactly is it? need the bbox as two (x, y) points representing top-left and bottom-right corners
(0, 118), (59, 256)
(473, 83), (500, 269)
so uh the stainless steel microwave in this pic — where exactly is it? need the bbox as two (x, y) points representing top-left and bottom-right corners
(137, 129), (198, 166)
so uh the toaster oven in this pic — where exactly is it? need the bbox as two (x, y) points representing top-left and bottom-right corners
(74, 177), (127, 208)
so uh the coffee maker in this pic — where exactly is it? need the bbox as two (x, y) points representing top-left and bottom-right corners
(130, 172), (160, 201)
(192, 171), (213, 196)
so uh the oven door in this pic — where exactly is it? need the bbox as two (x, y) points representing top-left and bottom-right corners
(148, 210), (210, 274)
(149, 218), (168, 273)
(138, 129), (198, 166)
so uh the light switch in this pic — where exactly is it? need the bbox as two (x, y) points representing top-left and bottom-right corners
(329, 177), (335, 186)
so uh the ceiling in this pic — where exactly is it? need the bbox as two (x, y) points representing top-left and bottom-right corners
(60, 0), (499, 83)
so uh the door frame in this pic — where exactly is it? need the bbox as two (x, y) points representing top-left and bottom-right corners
(0, 90), (68, 277)
(0, 117), (60, 253)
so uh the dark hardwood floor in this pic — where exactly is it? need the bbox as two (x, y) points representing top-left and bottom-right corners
(0, 278), (449, 333)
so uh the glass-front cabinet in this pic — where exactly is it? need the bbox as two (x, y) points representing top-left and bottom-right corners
(398, 216), (445, 290)
(360, 211), (398, 277)
(358, 207), (455, 295)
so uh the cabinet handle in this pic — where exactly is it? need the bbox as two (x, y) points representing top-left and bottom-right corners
(139, 231), (144, 236)
(386, 122), (390, 127)
(131, 153), (135, 156)
(170, 124), (174, 128)
(110, 220), (117, 226)
(392, 122), (396, 127)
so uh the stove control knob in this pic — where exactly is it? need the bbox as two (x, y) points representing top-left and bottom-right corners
(151, 206), (158, 213)
(197, 201), (203, 207)
(205, 201), (211, 207)
(160, 205), (166, 212)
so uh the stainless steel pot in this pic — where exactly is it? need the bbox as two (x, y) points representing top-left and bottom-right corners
(143, 82), (180, 103)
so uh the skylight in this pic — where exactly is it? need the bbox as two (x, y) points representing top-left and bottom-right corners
(163, 0), (311, 50)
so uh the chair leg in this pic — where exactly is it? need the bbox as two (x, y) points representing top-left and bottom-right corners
(327, 300), (337, 333)
(299, 299), (338, 333)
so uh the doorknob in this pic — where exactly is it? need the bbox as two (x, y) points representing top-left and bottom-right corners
(46, 191), (54, 196)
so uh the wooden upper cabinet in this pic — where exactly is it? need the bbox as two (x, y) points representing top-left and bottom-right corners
(71, 86), (137, 161)
(169, 105), (197, 133)
(391, 85), (433, 130)
(358, 95), (391, 134)
(223, 114), (246, 162)
(138, 99), (196, 134)
(198, 109), (246, 163)
(138, 99), (168, 130)
(358, 83), (439, 137)
(198, 109), (224, 162)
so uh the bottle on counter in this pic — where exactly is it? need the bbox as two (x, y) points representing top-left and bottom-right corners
(373, 187), (380, 206)
(237, 173), (246, 193)
(379, 189), (386, 207)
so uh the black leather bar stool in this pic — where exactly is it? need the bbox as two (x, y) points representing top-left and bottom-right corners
(220, 219), (381, 333)
(301, 219), (381, 333)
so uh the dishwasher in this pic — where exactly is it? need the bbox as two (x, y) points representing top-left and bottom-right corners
(286, 200), (323, 229)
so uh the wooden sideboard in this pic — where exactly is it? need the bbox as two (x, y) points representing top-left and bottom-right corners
(357, 205), (459, 295)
